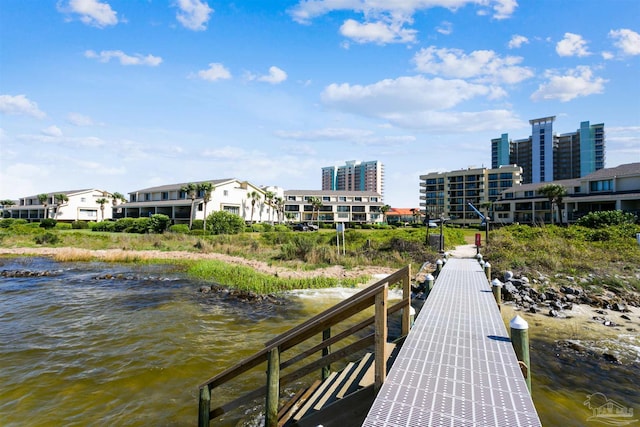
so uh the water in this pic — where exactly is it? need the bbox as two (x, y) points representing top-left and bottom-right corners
(1, 258), (638, 426)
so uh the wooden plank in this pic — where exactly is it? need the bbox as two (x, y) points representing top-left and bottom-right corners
(359, 343), (395, 389)
(313, 362), (355, 410)
(278, 380), (321, 427)
(265, 348), (280, 427)
(198, 347), (270, 389)
(277, 388), (305, 421)
(374, 284), (388, 392)
(337, 353), (373, 399)
(293, 372), (338, 421)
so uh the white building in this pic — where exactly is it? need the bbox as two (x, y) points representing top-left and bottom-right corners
(4, 189), (115, 222)
(118, 178), (273, 224)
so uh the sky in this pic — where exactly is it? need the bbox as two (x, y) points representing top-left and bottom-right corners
(1, 0), (639, 208)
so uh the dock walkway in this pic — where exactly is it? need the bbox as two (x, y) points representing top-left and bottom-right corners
(362, 258), (541, 426)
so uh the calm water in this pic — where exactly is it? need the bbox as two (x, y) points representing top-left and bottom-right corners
(1, 258), (638, 426)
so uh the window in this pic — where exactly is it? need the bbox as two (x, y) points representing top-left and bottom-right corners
(145, 193), (151, 201)
(590, 179), (613, 192)
(222, 205), (239, 215)
(79, 209), (97, 217)
(524, 191), (534, 197)
(354, 197), (362, 202)
(337, 206), (350, 212)
(352, 206), (365, 213)
(322, 196), (331, 202)
(223, 190), (229, 196)
(287, 196), (296, 201)
(370, 197), (378, 202)
(161, 192), (168, 200)
(285, 205), (299, 212)
(81, 197), (86, 203)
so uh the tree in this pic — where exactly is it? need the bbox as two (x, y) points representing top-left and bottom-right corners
(0, 199), (15, 218)
(274, 196), (285, 223)
(381, 204), (391, 224)
(410, 208), (419, 224)
(96, 198), (108, 221)
(310, 196), (323, 228)
(264, 190), (275, 224)
(111, 192), (126, 206)
(249, 190), (261, 223)
(38, 194), (49, 219)
(53, 193), (69, 219)
(206, 210), (245, 235)
(198, 182), (215, 231)
(538, 184), (568, 226)
(181, 183), (198, 229)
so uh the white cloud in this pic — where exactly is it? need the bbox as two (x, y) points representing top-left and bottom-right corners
(84, 50), (162, 66)
(436, 21), (453, 35)
(62, 0), (119, 28)
(508, 34), (529, 49)
(193, 63), (232, 81)
(0, 94), (46, 119)
(601, 51), (614, 60)
(175, 0), (213, 31)
(556, 32), (590, 57)
(320, 75), (503, 127)
(275, 128), (374, 141)
(42, 126), (63, 137)
(67, 112), (97, 126)
(257, 66), (288, 84)
(413, 46), (533, 84)
(339, 19), (417, 44)
(202, 146), (246, 160)
(491, 0), (517, 20)
(608, 29), (640, 56)
(531, 66), (607, 102)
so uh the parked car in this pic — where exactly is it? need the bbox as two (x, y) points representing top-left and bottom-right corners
(293, 222), (319, 231)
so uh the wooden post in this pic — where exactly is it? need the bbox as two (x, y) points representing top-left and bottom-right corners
(322, 328), (331, 380)
(265, 347), (280, 427)
(374, 284), (388, 393)
(401, 265), (411, 336)
(510, 315), (531, 393)
(484, 261), (491, 282)
(491, 278), (502, 310)
(198, 386), (211, 427)
(435, 259), (443, 274)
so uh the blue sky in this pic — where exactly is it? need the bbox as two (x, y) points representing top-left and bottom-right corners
(1, 0), (639, 207)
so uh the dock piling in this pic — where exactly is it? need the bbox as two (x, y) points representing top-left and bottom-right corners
(510, 315), (531, 393)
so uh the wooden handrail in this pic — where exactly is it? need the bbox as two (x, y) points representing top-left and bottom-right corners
(198, 265), (412, 427)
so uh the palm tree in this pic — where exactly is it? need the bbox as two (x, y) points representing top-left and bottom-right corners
(380, 204), (391, 224)
(181, 183), (198, 229)
(198, 182), (215, 231)
(538, 184), (567, 225)
(38, 194), (49, 219)
(249, 190), (261, 224)
(96, 198), (108, 221)
(111, 192), (126, 206)
(410, 208), (419, 224)
(310, 196), (323, 228)
(54, 193), (69, 219)
(275, 196), (285, 223)
(264, 190), (275, 224)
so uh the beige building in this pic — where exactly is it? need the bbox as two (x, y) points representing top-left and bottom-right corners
(284, 190), (384, 224)
(493, 162), (640, 225)
(419, 165), (523, 226)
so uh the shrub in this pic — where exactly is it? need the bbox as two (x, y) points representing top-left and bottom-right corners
(149, 214), (171, 234)
(0, 218), (15, 228)
(71, 220), (89, 229)
(191, 219), (204, 231)
(274, 224), (290, 233)
(114, 218), (135, 232)
(56, 223), (72, 230)
(91, 221), (115, 232)
(39, 218), (57, 229)
(576, 210), (637, 228)
(131, 218), (152, 234)
(34, 232), (60, 245)
(207, 211), (245, 235)
(169, 224), (190, 234)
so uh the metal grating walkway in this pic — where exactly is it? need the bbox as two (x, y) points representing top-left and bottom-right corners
(362, 258), (541, 427)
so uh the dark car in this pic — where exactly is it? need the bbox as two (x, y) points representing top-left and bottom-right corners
(293, 222), (319, 231)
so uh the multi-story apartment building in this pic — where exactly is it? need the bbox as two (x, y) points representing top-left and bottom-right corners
(493, 162), (640, 225)
(118, 178), (273, 224)
(322, 160), (384, 197)
(491, 116), (605, 184)
(419, 165), (523, 226)
(3, 189), (116, 222)
(284, 190), (384, 224)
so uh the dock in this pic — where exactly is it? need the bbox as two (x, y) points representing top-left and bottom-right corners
(362, 258), (541, 426)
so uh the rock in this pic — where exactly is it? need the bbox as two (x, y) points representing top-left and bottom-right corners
(502, 282), (518, 301)
(603, 320), (617, 327)
(549, 309), (560, 317)
(528, 305), (540, 313)
(603, 353), (620, 364)
(550, 300), (563, 310)
(198, 286), (210, 293)
(621, 314), (631, 321)
(504, 271), (513, 281)
(612, 302), (628, 312)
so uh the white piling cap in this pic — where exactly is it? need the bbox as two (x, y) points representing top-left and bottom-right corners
(410, 306), (416, 315)
(436, 259), (443, 265)
(484, 262), (491, 268)
(510, 315), (529, 330)
(476, 253), (483, 260)
(425, 273), (434, 281)
(479, 260), (485, 267)
(491, 278), (502, 287)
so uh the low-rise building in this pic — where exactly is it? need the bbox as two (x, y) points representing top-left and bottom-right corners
(283, 190), (384, 224)
(117, 178), (274, 224)
(493, 162), (640, 225)
(4, 189), (115, 222)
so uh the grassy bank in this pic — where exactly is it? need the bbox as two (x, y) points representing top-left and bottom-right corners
(485, 224), (640, 297)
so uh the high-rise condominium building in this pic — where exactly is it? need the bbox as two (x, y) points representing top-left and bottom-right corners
(419, 165), (523, 227)
(491, 116), (605, 184)
(322, 160), (384, 197)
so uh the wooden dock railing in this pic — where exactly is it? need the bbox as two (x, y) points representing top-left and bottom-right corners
(198, 265), (412, 427)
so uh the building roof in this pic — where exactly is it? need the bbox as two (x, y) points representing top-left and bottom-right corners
(130, 178), (237, 194)
(387, 208), (420, 216)
(284, 190), (382, 197)
(22, 189), (98, 199)
(582, 162), (640, 180)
